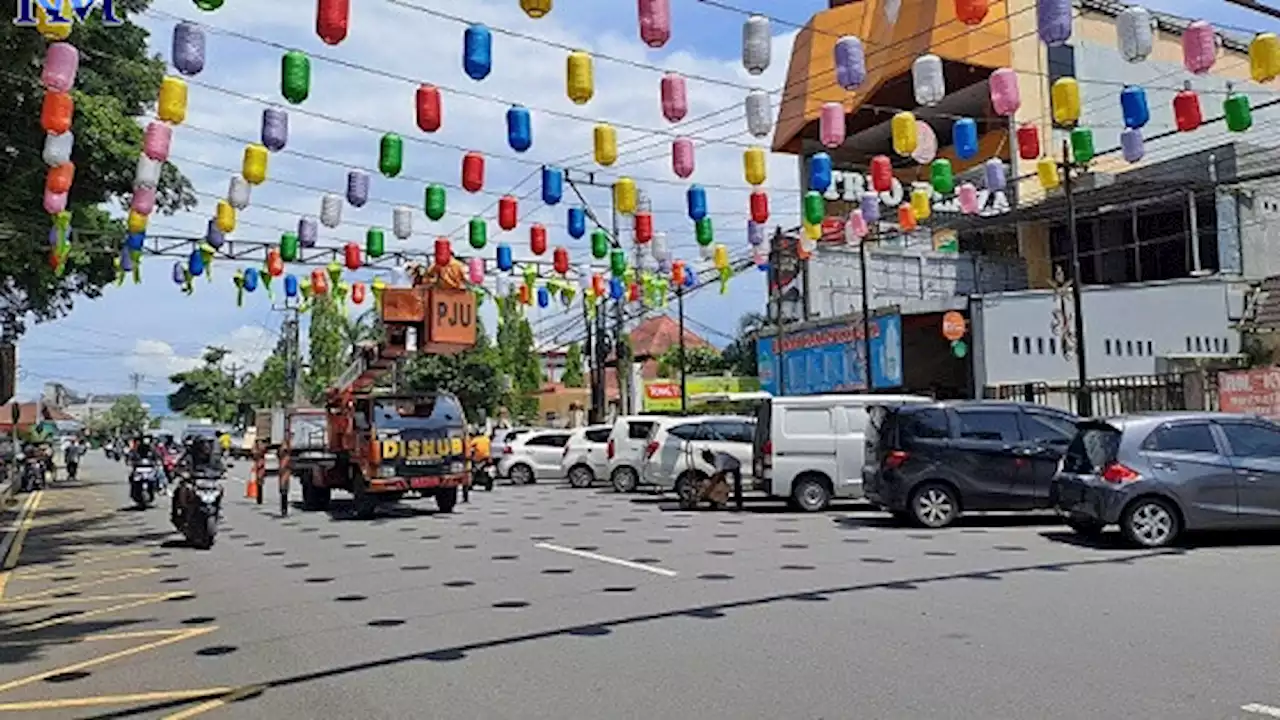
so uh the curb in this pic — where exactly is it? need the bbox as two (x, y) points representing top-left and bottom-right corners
(0, 478), (15, 510)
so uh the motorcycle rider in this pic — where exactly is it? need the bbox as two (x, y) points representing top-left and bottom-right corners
(172, 435), (223, 529)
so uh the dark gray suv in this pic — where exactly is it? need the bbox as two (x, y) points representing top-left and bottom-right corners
(1052, 412), (1280, 548)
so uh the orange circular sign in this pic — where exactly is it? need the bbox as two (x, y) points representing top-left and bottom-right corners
(941, 311), (967, 341)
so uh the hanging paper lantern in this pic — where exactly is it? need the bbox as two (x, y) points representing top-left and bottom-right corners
(130, 186), (156, 215)
(496, 244), (513, 271)
(638, 0), (671, 47)
(297, 217), (316, 248)
(316, 0), (350, 45)
(567, 207), (586, 239)
(808, 153), (832, 192)
(41, 92), (73, 135)
(506, 105), (532, 152)
(686, 184), (707, 221)
(955, 0), (989, 24)
(228, 175), (251, 210)
(1037, 157), (1059, 190)
(285, 274), (299, 298)
(633, 212), (654, 244)
(255, 107), (288, 153)
(819, 102), (845, 149)
(952, 118), (978, 160)
(652, 233), (670, 261)
(320, 193), (342, 228)
(671, 261), (686, 287)
(41, 43), (79, 93)
(155, 77), (188, 126)
(206, 219), (225, 250)
(266, 247), (284, 277)
(802, 191), (824, 226)
(845, 211), (867, 242)
(891, 112), (916, 156)
(125, 210), (146, 235)
(861, 193), (880, 224)
(1116, 7), (1153, 62)
(613, 177), (637, 215)
(713, 244), (729, 271)
(309, 268), (326, 295)
(868, 154), (893, 193)
(344, 241), (362, 270)
(660, 73), (687, 122)
(695, 217), (714, 246)
(464, 24), (492, 80)
(930, 159), (954, 194)
(553, 247), (569, 274)
(393, 206), (413, 240)
(378, 134), (403, 178)
(33, 0), (72, 40)
(742, 15), (770, 74)
(43, 132), (73, 167)
(467, 257), (483, 283)
(1119, 86), (1149, 129)
(1224, 88), (1252, 132)
(1182, 20), (1216, 74)
(610, 247), (627, 277)
(566, 51), (594, 105)
(1016, 124), (1039, 160)
(989, 68), (1020, 116)
(1038, 0), (1071, 45)
(672, 137), (695, 178)
(43, 191), (67, 215)
(1173, 82), (1202, 132)
(281, 231), (300, 261)
(469, 217), (487, 249)
(498, 195), (518, 230)
(609, 278), (625, 300)
(984, 158), (1006, 191)
(242, 144), (268, 185)
(957, 183), (979, 214)
(172, 261), (185, 285)
(1251, 33), (1280, 83)
(897, 204), (916, 231)
(281, 51), (311, 104)
(747, 221), (766, 247)
(540, 166), (563, 205)
(531, 224), (549, 255)
(44, 163), (73, 195)
(1051, 78), (1080, 126)
(135, 154), (161, 188)
(493, 274), (511, 298)
(522, 0), (551, 17)
(593, 123), (617, 166)
(536, 286), (551, 308)
(414, 84), (442, 133)
(744, 90), (772, 138)
(833, 36), (866, 90)
(430, 237), (452, 268)
(462, 151), (485, 192)
(424, 184), (446, 221)
(216, 199), (236, 233)
(750, 190), (769, 223)
(910, 187), (931, 221)
(1070, 127), (1094, 163)
(352, 282), (367, 305)
(591, 228), (609, 258)
(169, 21), (206, 77)
(912, 55), (945, 106)
(1120, 128), (1144, 163)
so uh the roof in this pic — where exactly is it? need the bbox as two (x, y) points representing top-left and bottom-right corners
(628, 315), (712, 358)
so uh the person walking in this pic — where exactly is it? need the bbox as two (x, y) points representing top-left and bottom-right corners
(64, 437), (85, 481)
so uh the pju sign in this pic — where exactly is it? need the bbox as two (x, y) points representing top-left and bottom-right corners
(14, 0), (123, 27)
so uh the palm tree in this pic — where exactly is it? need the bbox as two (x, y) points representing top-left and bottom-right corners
(721, 312), (768, 377)
(341, 308), (382, 362)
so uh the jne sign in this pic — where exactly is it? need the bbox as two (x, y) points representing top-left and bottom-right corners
(14, 0), (123, 26)
(823, 169), (1012, 217)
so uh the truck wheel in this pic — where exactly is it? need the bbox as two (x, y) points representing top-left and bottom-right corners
(435, 487), (458, 513)
(354, 496), (377, 520)
(301, 479), (330, 512)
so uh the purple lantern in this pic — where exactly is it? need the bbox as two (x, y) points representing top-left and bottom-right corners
(983, 158), (1007, 191)
(860, 192), (880, 224)
(205, 218), (225, 249)
(1037, 0), (1072, 46)
(298, 215), (317, 247)
(1120, 128), (1145, 163)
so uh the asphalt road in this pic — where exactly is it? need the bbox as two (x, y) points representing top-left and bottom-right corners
(2, 454), (1280, 719)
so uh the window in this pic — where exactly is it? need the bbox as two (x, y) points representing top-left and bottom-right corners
(1186, 336), (1192, 352)
(1218, 423), (1280, 458)
(1126, 340), (1134, 356)
(1037, 337), (1045, 354)
(1147, 340), (1154, 356)
(901, 408), (950, 439)
(1105, 339), (1112, 355)
(1047, 43), (1076, 84)
(627, 421), (655, 440)
(707, 420), (755, 444)
(668, 424), (702, 441)
(526, 433), (570, 448)
(1022, 412), (1076, 445)
(1049, 337), (1057, 355)
(584, 428), (611, 443)
(956, 410), (1022, 442)
(782, 408), (831, 436)
(1012, 336), (1020, 354)
(1024, 337), (1032, 354)
(1143, 423), (1218, 454)
(1195, 337), (1203, 352)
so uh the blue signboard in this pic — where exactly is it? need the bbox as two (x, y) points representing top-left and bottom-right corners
(756, 314), (903, 395)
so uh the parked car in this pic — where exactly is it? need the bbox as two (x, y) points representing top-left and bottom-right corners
(561, 425), (612, 488)
(1053, 412), (1280, 548)
(753, 393), (930, 512)
(492, 427), (531, 453)
(497, 429), (571, 484)
(642, 415), (756, 493)
(606, 415), (661, 492)
(863, 401), (1078, 527)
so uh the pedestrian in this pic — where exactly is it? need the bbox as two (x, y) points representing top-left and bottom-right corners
(64, 436), (84, 481)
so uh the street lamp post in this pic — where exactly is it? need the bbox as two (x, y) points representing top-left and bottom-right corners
(1061, 139), (1092, 417)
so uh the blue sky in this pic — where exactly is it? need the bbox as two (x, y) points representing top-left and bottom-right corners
(15, 0), (1279, 398)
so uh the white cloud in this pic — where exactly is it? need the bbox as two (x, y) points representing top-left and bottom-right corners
(125, 324), (278, 380)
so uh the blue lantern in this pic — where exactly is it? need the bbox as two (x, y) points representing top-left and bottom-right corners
(609, 277), (624, 299)
(506, 105), (532, 152)
(686, 184), (707, 221)
(1120, 85), (1149, 129)
(285, 274), (298, 297)
(684, 269), (696, 288)
(188, 248), (205, 277)
(567, 207), (586, 238)
(243, 267), (259, 292)
(463, 24), (492, 81)
(496, 243), (513, 271)
(536, 286), (550, 308)
(808, 152), (832, 192)
(541, 166), (563, 205)
(126, 232), (145, 251)
(952, 117), (978, 160)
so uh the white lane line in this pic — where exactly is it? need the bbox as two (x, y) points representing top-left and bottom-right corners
(1243, 704), (1280, 718)
(534, 542), (678, 578)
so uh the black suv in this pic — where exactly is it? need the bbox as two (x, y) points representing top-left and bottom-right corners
(863, 401), (1078, 527)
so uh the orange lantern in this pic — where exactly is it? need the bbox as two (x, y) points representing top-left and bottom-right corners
(592, 273), (606, 297)
(518, 284), (531, 305)
(45, 162), (74, 194)
(672, 260), (686, 286)
(498, 194), (518, 230)
(344, 242), (361, 270)
(311, 268), (330, 295)
(898, 204), (917, 231)
(796, 244), (812, 260)
(553, 246), (569, 274)
(351, 281), (367, 305)
(267, 248), (284, 276)
(634, 212), (653, 244)
(434, 237), (452, 267)
(41, 91), (73, 135)
(954, 0), (989, 25)
(529, 223), (547, 255)
(749, 190), (769, 223)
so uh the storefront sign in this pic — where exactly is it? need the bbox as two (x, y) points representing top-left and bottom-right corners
(755, 314), (903, 395)
(821, 169), (1012, 218)
(641, 376), (761, 412)
(1218, 368), (1280, 419)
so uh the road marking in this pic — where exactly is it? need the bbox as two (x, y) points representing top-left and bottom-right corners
(535, 542), (678, 577)
(3, 567), (159, 601)
(10, 565), (157, 580)
(0, 627), (216, 648)
(0, 626), (215, 694)
(1243, 703), (1280, 718)
(0, 491), (41, 573)
(0, 687), (236, 711)
(161, 684), (266, 719)
(0, 591), (194, 634)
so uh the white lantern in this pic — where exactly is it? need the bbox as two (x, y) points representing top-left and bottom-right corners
(134, 154), (161, 188)
(42, 131), (73, 167)
(699, 242), (714, 261)
(392, 205), (413, 239)
(912, 54), (945, 106)
(742, 15), (770, 75)
(577, 263), (592, 290)
(495, 273), (512, 297)
(1116, 6), (1154, 62)
(651, 232), (669, 261)
(227, 175), (251, 210)
(744, 89), (772, 138)
(320, 192), (343, 228)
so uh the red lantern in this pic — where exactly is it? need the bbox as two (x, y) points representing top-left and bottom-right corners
(592, 273), (605, 297)
(870, 155), (893, 192)
(518, 284), (531, 305)
(634, 212), (653, 244)
(461, 151), (484, 193)
(41, 91), (73, 135)
(529, 223), (547, 255)
(1173, 88), (1202, 132)
(954, 0), (989, 25)
(821, 217), (842, 241)
(351, 281), (366, 305)
(553, 246), (569, 274)
(415, 84), (441, 133)
(672, 260), (685, 286)
(46, 162), (74, 194)
(315, 0), (350, 45)
(344, 241), (361, 270)
(267, 248), (284, 277)
(48, 251), (59, 270)
(498, 194), (518, 231)
(434, 237), (452, 267)
(897, 204), (917, 231)
(628, 283), (641, 302)
(1016, 124), (1039, 161)
(749, 190), (769, 223)
(311, 268), (329, 295)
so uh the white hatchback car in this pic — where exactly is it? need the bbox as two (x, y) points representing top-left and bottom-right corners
(497, 429), (571, 484)
(605, 415), (662, 492)
(560, 425), (612, 488)
(642, 415), (756, 493)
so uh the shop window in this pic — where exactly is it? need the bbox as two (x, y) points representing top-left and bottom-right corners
(1048, 44), (1076, 84)
(1012, 336), (1020, 355)
(1126, 340), (1134, 356)
(1147, 340), (1154, 356)
(1024, 337), (1032, 354)
(1037, 337), (1045, 354)
(1049, 337), (1057, 355)
(1105, 339), (1112, 355)
(1195, 337), (1203, 352)
(1186, 336), (1192, 352)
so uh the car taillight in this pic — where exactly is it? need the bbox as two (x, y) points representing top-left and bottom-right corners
(502, 446), (513, 455)
(606, 439), (615, 459)
(1101, 462), (1140, 483)
(645, 441), (659, 459)
(884, 450), (910, 470)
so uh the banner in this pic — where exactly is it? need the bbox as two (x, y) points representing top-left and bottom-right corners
(641, 376), (761, 413)
(755, 314), (903, 395)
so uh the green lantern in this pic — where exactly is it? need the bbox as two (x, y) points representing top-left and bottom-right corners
(951, 339), (968, 358)
(280, 232), (299, 262)
(281, 50), (310, 105)
(424, 184), (446, 221)
(610, 248), (626, 277)
(379, 133), (403, 178)
(1224, 91), (1252, 132)
(695, 216), (713, 246)
(802, 190), (824, 226)
(1070, 127), (1095, 164)
(590, 228), (609, 259)
(930, 159), (954, 194)
(366, 227), (385, 258)
(469, 217), (487, 249)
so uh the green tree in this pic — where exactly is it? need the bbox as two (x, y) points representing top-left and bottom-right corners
(241, 343), (291, 411)
(306, 294), (347, 402)
(167, 347), (239, 423)
(494, 297), (541, 421)
(0, 1), (195, 339)
(404, 317), (502, 420)
(104, 395), (149, 436)
(562, 342), (585, 388)
(720, 312), (767, 377)
(341, 308), (382, 361)
(657, 345), (725, 377)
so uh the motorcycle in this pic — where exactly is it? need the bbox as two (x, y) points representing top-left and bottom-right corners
(471, 460), (496, 492)
(19, 455), (46, 492)
(174, 469), (223, 549)
(129, 463), (161, 508)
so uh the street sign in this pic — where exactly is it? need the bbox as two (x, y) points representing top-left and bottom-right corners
(941, 311), (966, 341)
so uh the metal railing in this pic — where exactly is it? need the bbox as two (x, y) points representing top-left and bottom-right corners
(984, 371), (1221, 417)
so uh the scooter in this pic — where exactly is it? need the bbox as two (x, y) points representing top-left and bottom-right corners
(471, 460), (496, 492)
(129, 463), (161, 508)
(19, 455), (46, 492)
(174, 469), (223, 550)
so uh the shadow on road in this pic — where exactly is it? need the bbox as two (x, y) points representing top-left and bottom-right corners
(834, 513), (1068, 531)
(1042, 527), (1280, 551)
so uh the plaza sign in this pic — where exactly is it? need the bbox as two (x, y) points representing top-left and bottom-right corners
(822, 169), (1013, 218)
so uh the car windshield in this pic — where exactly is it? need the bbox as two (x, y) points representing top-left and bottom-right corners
(373, 395), (465, 430)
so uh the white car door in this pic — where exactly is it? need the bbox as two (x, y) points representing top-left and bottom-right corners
(833, 404), (868, 498)
(525, 433), (569, 478)
(655, 423), (702, 490)
(584, 427), (611, 476)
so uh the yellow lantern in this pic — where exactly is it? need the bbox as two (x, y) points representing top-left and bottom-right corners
(127, 209), (147, 234)
(521, 0), (551, 18)
(567, 50), (594, 105)
(1250, 33), (1280, 83)
(891, 111), (917, 156)
(593, 123), (617, 166)
(242, 143), (268, 185)
(157, 76), (188, 125)
(713, 244), (729, 270)
(803, 219), (821, 240)
(910, 187), (931, 220)
(1037, 157), (1060, 189)
(613, 177), (637, 215)
(1051, 77), (1080, 126)
(216, 199), (237, 233)
(743, 146), (766, 186)
(35, 0), (73, 40)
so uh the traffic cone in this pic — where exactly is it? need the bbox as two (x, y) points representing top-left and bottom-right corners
(245, 465), (260, 500)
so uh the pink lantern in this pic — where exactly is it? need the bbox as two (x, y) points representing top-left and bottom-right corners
(131, 186), (157, 215)
(467, 257), (484, 284)
(672, 137), (694, 178)
(660, 73), (687, 123)
(1182, 20), (1216, 74)
(43, 190), (67, 214)
(846, 210), (868, 241)
(41, 42), (79, 93)
(989, 68), (1020, 116)
(637, 0), (671, 48)
(957, 183), (979, 214)
(143, 122), (172, 162)
(819, 102), (845, 148)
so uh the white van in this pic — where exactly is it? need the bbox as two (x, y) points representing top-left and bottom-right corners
(752, 394), (931, 512)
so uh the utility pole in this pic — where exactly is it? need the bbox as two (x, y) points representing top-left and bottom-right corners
(677, 287), (687, 414)
(858, 230), (873, 393)
(768, 227), (787, 396)
(1061, 139), (1091, 417)
(280, 305), (304, 406)
(611, 205), (628, 414)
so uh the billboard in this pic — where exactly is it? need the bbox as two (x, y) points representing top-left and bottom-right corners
(1218, 368), (1280, 420)
(641, 376), (761, 413)
(756, 314), (903, 395)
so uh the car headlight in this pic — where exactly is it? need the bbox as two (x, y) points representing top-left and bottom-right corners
(378, 466), (396, 478)
(450, 461), (464, 474)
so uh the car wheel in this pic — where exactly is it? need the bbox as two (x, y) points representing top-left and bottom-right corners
(1121, 497), (1180, 548)
(1066, 518), (1105, 538)
(611, 466), (638, 493)
(509, 464), (534, 486)
(791, 476), (831, 513)
(568, 465), (594, 489)
(911, 483), (959, 528)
